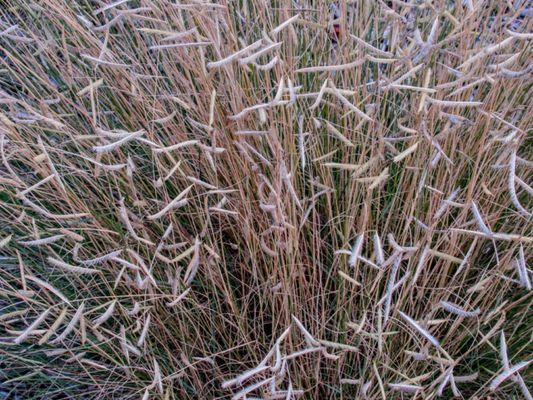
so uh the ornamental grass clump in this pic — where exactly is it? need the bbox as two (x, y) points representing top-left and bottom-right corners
(0, 0), (531, 399)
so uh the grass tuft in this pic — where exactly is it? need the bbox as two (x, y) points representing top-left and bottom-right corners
(0, 1), (531, 399)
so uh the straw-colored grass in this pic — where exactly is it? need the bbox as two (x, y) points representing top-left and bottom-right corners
(0, 0), (531, 399)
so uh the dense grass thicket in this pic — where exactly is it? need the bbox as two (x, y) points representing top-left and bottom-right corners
(0, 0), (531, 399)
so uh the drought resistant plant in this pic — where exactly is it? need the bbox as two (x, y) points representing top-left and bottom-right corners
(0, 0), (531, 399)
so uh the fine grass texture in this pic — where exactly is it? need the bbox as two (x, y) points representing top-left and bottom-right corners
(0, 1), (532, 399)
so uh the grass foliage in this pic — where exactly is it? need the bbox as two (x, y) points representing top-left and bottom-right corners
(0, 0), (532, 398)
